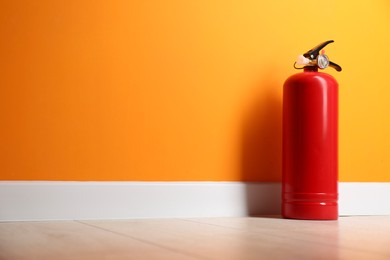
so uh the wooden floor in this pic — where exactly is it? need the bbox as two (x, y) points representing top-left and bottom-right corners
(1, 216), (390, 259)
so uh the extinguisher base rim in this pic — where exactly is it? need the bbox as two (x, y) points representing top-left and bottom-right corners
(282, 202), (338, 220)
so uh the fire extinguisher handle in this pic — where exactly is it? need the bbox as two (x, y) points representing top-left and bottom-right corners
(295, 40), (342, 72)
(303, 40), (334, 60)
(329, 61), (342, 72)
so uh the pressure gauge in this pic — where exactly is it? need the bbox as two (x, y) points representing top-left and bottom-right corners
(317, 54), (330, 69)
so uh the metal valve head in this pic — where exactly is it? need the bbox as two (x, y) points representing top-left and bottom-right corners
(295, 40), (342, 72)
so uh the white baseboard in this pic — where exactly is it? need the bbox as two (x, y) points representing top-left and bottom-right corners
(0, 181), (389, 221)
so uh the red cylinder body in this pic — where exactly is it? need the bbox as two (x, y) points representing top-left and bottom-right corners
(282, 67), (338, 220)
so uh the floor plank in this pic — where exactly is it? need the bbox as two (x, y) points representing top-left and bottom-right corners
(1, 217), (390, 260)
(187, 216), (390, 259)
(80, 216), (390, 260)
(0, 221), (200, 260)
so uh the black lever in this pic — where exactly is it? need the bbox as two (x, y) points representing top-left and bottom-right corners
(303, 40), (334, 60)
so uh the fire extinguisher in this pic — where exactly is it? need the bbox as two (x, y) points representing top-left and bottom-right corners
(282, 40), (342, 220)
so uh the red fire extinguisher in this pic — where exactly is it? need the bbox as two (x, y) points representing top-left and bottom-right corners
(282, 40), (342, 220)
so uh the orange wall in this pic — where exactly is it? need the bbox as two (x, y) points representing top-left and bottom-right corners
(1, 1), (390, 181)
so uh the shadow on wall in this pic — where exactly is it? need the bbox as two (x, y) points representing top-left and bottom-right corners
(241, 77), (283, 216)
